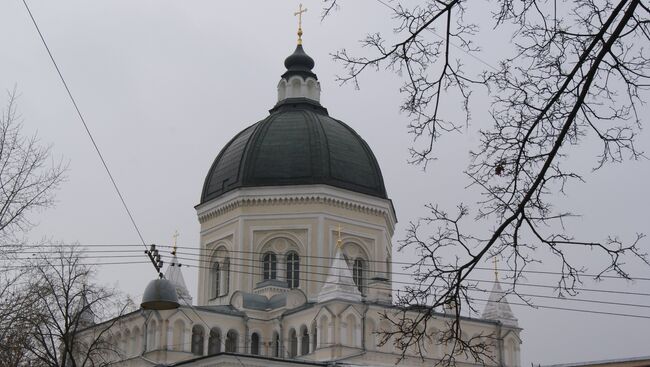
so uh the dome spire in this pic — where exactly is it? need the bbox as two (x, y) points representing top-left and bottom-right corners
(294, 3), (307, 45)
(277, 6), (320, 103)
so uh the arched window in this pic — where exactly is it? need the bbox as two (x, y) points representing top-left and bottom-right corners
(123, 329), (131, 356)
(346, 314), (357, 347)
(353, 258), (365, 293)
(225, 330), (238, 353)
(211, 262), (220, 299)
(263, 252), (277, 280)
(222, 258), (230, 296)
(147, 320), (157, 351)
(300, 326), (309, 355)
(250, 332), (260, 355)
(132, 326), (141, 355)
(272, 332), (280, 357)
(172, 320), (185, 352)
(191, 325), (205, 356)
(288, 328), (297, 358)
(311, 322), (317, 353)
(208, 327), (221, 354)
(286, 252), (299, 288)
(319, 316), (329, 348)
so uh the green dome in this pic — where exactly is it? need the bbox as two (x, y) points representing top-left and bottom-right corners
(200, 99), (388, 204)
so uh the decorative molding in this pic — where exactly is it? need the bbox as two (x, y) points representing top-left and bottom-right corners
(196, 186), (396, 233)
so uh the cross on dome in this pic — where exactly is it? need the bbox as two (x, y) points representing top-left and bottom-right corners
(294, 3), (308, 45)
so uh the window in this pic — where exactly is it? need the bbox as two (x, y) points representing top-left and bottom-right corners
(250, 332), (260, 355)
(225, 330), (238, 353)
(286, 252), (299, 288)
(222, 258), (230, 296)
(272, 332), (280, 357)
(300, 326), (309, 355)
(311, 322), (317, 352)
(191, 325), (204, 356)
(353, 258), (365, 293)
(211, 262), (220, 299)
(147, 320), (157, 351)
(263, 252), (277, 280)
(208, 328), (221, 354)
(288, 329), (297, 358)
(172, 320), (185, 352)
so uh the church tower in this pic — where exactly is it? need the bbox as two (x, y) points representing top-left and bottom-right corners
(194, 37), (396, 307)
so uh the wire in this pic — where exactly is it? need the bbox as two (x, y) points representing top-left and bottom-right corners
(27, 243), (649, 283)
(5, 253), (650, 319)
(8, 247), (650, 298)
(20, 0), (156, 276)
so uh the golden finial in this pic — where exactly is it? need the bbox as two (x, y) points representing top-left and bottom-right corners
(336, 224), (343, 249)
(294, 3), (308, 45)
(493, 257), (499, 280)
(172, 230), (179, 256)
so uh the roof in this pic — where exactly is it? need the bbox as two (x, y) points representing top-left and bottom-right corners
(200, 98), (388, 204)
(543, 356), (650, 367)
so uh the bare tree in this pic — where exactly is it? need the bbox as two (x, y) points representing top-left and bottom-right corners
(14, 245), (133, 367)
(0, 89), (66, 253)
(324, 0), (649, 363)
(0, 88), (67, 365)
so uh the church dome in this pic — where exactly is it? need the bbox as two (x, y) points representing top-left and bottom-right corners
(200, 99), (388, 204)
(200, 44), (388, 204)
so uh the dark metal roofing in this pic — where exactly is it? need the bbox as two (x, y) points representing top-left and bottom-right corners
(200, 98), (388, 204)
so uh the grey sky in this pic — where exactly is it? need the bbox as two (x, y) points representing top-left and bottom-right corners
(1, 1), (649, 365)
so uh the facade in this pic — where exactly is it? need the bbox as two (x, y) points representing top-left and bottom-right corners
(80, 38), (522, 367)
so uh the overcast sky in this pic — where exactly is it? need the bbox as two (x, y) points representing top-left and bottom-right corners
(1, 1), (649, 365)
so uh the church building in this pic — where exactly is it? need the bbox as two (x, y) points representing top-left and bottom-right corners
(79, 18), (522, 367)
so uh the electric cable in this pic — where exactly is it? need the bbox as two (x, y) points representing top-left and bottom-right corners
(20, 0), (159, 276)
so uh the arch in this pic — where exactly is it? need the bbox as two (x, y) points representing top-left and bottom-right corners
(272, 331), (280, 357)
(379, 319), (392, 353)
(290, 78), (301, 97)
(286, 251), (300, 288)
(132, 326), (141, 355)
(221, 257), (230, 296)
(123, 329), (131, 356)
(306, 79), (319, 100)
(225, 329), (238, 353)
(277, 80), (287, 101)
(365, 317), (377, 351)
(172, 319), (185, 352)
(147, 320), (158, 351)
(426, 327), (441, 358)
(311, 321), (317, 353)
(191, 325), (205, 356)
(288, 328), (298, 358)
(209, 245), (231, 298)
(318, 315), (329, 348)
(506, 337), (519, 367)
(345, 313), (358, 347)
(262, 252), (277, 280)
(250, 332), (260, 355)
(352, 258), (366, 294)
(211, 262), (220, 299)
(208, 327), (221, 354)
(300, 325), (309, 355)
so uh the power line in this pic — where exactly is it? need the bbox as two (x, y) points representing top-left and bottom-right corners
(53, 243), (650, 282)
(20, 0), (157, 276)
(6, 253), (650, 319)
(10, 248), (650, 295)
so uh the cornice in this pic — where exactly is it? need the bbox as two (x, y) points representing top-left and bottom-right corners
(196, 185), (397, 233)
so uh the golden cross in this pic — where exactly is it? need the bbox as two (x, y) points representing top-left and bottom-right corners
(336, 224), (343, 249)
(172, 230), (179, 255)
(294, 3), (308, 45)
(493, 257), (499, 280)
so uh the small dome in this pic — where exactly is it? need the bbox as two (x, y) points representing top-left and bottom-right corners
(282, 44), (317, 80)
(200, 99), (388, 204)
